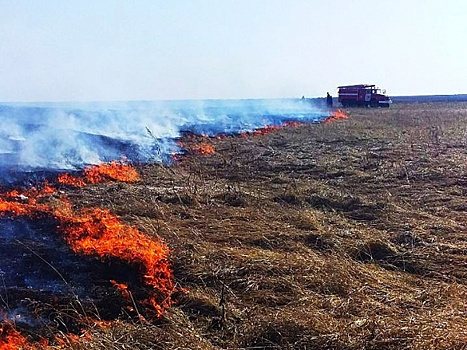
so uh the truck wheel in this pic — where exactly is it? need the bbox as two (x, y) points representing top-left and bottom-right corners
(370, 100), (379, 108)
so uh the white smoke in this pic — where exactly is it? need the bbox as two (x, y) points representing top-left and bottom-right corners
(0, 99), (325, 173)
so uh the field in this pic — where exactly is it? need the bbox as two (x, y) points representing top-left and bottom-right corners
(4, 102), (467, 349)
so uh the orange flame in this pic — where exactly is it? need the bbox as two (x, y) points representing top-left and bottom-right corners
(57, 173), (86, 187)
(0, 163), (175, 348)
(250, 125), (281, 136)
(240, 125), (282, 137)
(178, 140), (216, 156)
(0, 322), (39, 350)
(0, 197), (49, 216)
(0, 188), (174, 315)
(190, 143), (216, 155)
(239, 122), (308, 138)
(110, 280), (131, 301)
(175, 121), (309, 161)
(175, 116), (342, 163)
(4, 183), (55, 200)
(54, 333), (87, 349)
(325, 109), (349, 123)
(54, 204), (174, 314)
(84, 162), (140, 184)
(58, 161), (140, 187)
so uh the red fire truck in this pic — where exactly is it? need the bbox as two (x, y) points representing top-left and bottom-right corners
(338, 84), (392, 108)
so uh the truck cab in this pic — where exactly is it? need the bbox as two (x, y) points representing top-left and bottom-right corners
(338, 84), (392, 108)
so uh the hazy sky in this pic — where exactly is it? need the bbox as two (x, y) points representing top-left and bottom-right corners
(1, 1), (466, 102)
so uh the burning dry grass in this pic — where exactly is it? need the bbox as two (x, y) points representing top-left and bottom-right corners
(0, 163), (177, 348)
(0, 323), (38, 350)
(57, 161), (140, 187)
(63, 104), (467, 348)
(2, 104), (467, 348)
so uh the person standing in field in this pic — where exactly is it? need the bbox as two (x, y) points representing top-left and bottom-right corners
(326, 92), (333, 108)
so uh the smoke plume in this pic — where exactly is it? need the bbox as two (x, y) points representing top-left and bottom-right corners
(0, 99), (324, 178)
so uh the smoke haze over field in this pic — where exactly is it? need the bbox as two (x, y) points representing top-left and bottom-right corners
(0, 99), (324, 175)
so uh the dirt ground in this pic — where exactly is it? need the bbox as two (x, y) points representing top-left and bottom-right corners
(38, 102), (467, 348)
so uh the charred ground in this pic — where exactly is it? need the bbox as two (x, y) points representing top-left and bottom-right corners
(24, 102), (467, 348)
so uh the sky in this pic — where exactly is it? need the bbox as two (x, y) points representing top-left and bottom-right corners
(1, 0), (466, 102)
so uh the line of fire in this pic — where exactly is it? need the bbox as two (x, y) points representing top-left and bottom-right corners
(0, 109), (348, 348)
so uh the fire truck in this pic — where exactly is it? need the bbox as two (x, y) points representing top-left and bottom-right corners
(338, 84), (392, 108)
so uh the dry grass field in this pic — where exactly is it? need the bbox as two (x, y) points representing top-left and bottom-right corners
(5, 102), (467, 349)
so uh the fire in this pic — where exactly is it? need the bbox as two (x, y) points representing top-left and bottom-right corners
(0, 163), (175, 348)
(239, 122), (309, 138)
(177, 139), (216, 156)
(83, 162), (140, 184)
(174, 120), (315, 161)
(0, 181), (174, 315)
(0, 199), (35, 216)
(326, 109), (349, 123)
(54, 205), (174, 314)
(190, 143), (216, 155)
(110, 280), (131, 300)
(54, 332), (90, 349)
(5, 183), (55, 200)
(0, 321), (50, 349)
(0, 323), (36, 350)
(58, 161), (140, 187)
(57, 173), (86, 187)
(0, 196), (49, 216)
(240, 125), (282, 137)
(0, 110), (347, 348)
(177, 140), (216, 155)
(250, 125), (282, 136)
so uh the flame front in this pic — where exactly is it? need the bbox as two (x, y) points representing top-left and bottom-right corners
(55, 205), (174, 311)
(0, 114), (349, 347)
(326, 109), (349, 123)
(177, 139), (216, 155)
(84, 162), (140, 184)
(190, 143), (216, 155)
(0, 163), (175, 348)
(0, 323), (36, 350)
(240, 125), (281, 137)
(58, 161), (140, 187)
